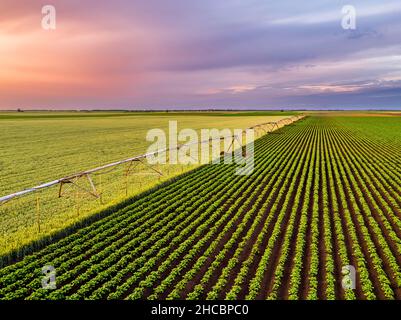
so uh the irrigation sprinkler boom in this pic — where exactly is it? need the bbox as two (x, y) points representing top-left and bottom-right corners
(0, 115), (305, 205)
(0, 134), (239, 205)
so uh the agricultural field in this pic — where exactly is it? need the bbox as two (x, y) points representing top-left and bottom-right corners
(1, 112), (401, 300)
(0, 111), (291, 259)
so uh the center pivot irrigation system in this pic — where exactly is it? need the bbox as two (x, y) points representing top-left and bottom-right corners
(0, 114), (305, 207)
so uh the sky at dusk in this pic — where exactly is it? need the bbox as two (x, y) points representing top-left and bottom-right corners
(1, 0), (401, 110)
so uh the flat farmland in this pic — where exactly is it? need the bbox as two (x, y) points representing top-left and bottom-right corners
(0, 111), (291, 259)
(1, 113), (401, 300)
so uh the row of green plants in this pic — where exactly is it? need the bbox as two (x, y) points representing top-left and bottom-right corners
(0, 153), (234, 299)
(0, 158), (222, 281)
(125, 126), (307, 300)
(248, 126), (315, 299)
(203, 127), (312, 300)
(326, 126), (381, 299)
(321, 127), (356, 300)
(3, 116), (401, 300)
(0, 119), (300, 299)
(221, 126), (315, 300)
(327, 125), (401, 296)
